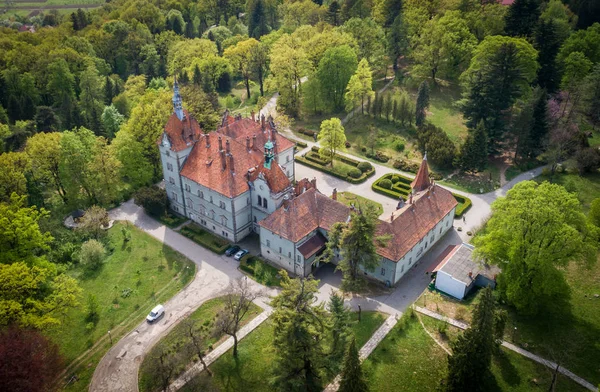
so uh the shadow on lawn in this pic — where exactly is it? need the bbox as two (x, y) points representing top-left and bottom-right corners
(492, 350), (521, 388)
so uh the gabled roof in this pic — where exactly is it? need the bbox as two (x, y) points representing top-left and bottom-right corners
(259, 188), (351, 242)
(179, 132), (264, 198)
(248, 162), (291, 194)
(217, 115), (295, 153)
(160, 110), (203, 152)
(376, 184), (458, 261)
(297, 232), (328, 258)
(411, 156), (431, 192)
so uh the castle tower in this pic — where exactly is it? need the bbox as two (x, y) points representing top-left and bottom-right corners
(264, 139), (275, 169)
(411, 153), (431, 192)
(172, 77), (185, 121)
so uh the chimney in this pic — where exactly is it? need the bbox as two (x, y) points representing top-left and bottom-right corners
(332, 188), (337, 200)
(311, 177), (317, 189)
(206, 133), (210, 148)
(246, 136), (250, 151)
(229, 154), (234, 173)
(251, 111), (255, 122)
(218, 136), (223, 151)
(283, 195), (290, 211)
(409, 193), (413, 204)
(252, 134), (257, 149)
(225, 138), (230, 154)
(220, 150), (226, 170)
(226, 122), (230, 134)
(261, 114), (265, 131)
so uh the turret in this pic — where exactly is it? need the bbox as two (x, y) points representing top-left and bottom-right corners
(172, 77), (185, 121)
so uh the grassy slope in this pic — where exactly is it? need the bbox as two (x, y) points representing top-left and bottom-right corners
(182, 311), (387, 392)
(48, 222), (196, 391)
(139, 297), (262, 392)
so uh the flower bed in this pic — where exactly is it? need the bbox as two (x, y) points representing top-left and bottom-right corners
(296, 148), (376, 184)
(372, 173), (472, 217)
(179, 223), (231, 254)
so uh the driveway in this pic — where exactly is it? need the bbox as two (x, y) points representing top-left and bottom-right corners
(89, 201), (277, 392)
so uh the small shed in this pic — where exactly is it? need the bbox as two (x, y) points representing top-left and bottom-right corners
(433, 243), (499, 300)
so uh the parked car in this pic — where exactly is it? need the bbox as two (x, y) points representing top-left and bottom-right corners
(225, 245), (240, 257)
(146, 304), (165, 323)
(233, 249), (249, 261)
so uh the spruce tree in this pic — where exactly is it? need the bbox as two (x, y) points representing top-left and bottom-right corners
(504, 0), (541, 37)
(327, 1), (341, 26)
(384, 93), (393, 122)
(338, 337), (368, 392)
(446, 287), (497, 392)
(104, 76), (113, 106)
(529, 88), (549, 157)
(535, 19), (561, 93)
(583, 64), (600, 130)
(328, 292), (351, 359)
(415, 80), (429, 127)
(193, 65), (202, 86)
(460, 121), (488, 172)
(392, 98), (398, 123)
(248, 0), (269, 39)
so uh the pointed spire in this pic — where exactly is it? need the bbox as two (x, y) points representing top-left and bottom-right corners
(172, 76), (185, 121)
(411, 153), (431, 192)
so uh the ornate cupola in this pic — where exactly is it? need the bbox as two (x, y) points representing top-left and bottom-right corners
(172, 77), (185, 121)
(264, 139), (275, 169)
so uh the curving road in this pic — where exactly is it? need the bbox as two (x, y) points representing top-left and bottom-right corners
(89, 201), (276, 392)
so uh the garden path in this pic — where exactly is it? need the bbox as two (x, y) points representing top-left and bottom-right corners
(414, 306), (597, 391)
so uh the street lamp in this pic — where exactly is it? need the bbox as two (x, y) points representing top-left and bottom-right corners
(512, 327), (517, 342)
(108, 330), (113, 345)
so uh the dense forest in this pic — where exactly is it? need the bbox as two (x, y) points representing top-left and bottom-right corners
(1, 0), (600, 389)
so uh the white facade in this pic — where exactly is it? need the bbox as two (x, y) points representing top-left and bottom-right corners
(435, 271), (468, 299)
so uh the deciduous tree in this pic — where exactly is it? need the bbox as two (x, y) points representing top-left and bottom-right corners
(318, 118), (346, 167)
(317, 45), (358, 112)
(473, 181), (599, 314)
(25, 132), (67, 203)
(344, 58), (374, 114)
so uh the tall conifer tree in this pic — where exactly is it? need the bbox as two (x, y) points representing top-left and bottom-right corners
(415, 81), (429, 127)
(338, 337), (369, 392)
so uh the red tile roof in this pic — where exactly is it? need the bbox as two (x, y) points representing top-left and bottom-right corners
(297, 232), (328, 258)
(217, 115), (295, 154)
(161, 110), (204, 152)
(377, 185), (458, 261)
(259, 188), (351, 242)
(179, 132), (265, 198)
(248, 162), (291, 194)
(411, 157), (431, 192)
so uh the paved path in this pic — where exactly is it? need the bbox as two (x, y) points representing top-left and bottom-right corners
(323, 314), (398, 392)
(414, 306), (597, 391)
(169, 300), (274, 391)
(89, 201), (277, 392)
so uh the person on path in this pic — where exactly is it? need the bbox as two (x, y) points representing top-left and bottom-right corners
(462, 216), (465, 223)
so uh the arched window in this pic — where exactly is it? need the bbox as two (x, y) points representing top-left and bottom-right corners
(263, 198), (268, 208)
(257, 195), (262, 205)
(186, 198), (193, 211)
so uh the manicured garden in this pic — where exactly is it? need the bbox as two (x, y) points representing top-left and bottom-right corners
(239, 255), (282, 287)
(179, 223), (231, 254)
(49, 222), (196, 392)
(181, 311), (387, 392)
(336, 191), (384, 215)
(372, 173), (472, 217)
(296, 146), (376, 184)
(139, 297), (262, 392)
(156, 212), (188, 228)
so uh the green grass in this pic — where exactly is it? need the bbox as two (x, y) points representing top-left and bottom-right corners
(181, 311), (387, 392)
(418, 315), (587, 392)
(48, 222), (196, 391)
(337, 191), (384, 215)
(239, 255), (283, 287)
(179, 223), (231, 254)
(139, 297), (262, 392)
(427, 87), (468, 144)
(156, 212), (187, 228)
(218, 83), (270, 116)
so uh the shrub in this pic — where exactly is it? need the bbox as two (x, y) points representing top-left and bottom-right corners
(357, 161), (372, 173)
(390, 175), (400, 184)
(373, 151), (390, 163)
(134, 186), (168, 218)
(395, 141), (405, 152)
(80, 239), (106, 270)
(77, 206), (109, 240)
(348, 168), (362, 179)
(393, 159), (420, 173)
(379, 179), (393, 189)
(86, 294), (99, 325)
(361, 147), (367, 152)
(345, 141), (351, 148)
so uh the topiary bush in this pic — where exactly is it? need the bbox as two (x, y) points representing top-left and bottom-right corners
(395, 141), (405, 152)
(348, 168), (362, 179)
(379, 179), (393, 189)
(357, 161), (373, 173)
(391, 175), (400, 184)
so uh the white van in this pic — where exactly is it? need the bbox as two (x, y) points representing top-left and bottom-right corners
(146, 304), (165, 323)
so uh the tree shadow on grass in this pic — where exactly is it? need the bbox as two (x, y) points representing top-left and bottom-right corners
(492, 350), (521, 387)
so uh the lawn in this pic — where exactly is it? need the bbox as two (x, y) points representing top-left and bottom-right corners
(536, 171), (600, 212)
(48, 222), (196, 391)
(218, 83), (270, 116)
(239, 255), (283, 287)
(422, 255), (600, 387)
(179, 223), (231, 254)
(426, 86), (468, 144)
(337, 191), (384, 215)
(418, 315), (587, 392)
(181, 311), (387, 392)
(139, 297), (262, 392)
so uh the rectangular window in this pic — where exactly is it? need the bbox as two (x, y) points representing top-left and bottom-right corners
(185, 184), (191, 192)
(381, 268), (385, 276)
(169, 177), (175, 184)
(279, 247), (282, 254)
(267, 240), (270, 247)
(171, 191), (177, 202)
(439, 227), (443, 234)
(297, 255), (301, 262)
(247, 197), (250, 205)
(166, 150), (170, 157)
(409, 257), (412, 265)
(401, 264), (404, 273)
(286, 156), (290, 162)
(288, 252), (291, 258)
(167, 162), (173, 171)
(198, 190), (203, 198)
(264, 199), (268, 209)
(210, 196), (213, 203)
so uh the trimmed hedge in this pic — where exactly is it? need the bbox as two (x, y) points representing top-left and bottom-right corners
(295, 140), (308, 149)
(372, 173), (472, 218)
(179, 224), (231, 254)
(297, 148), (376, 184)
